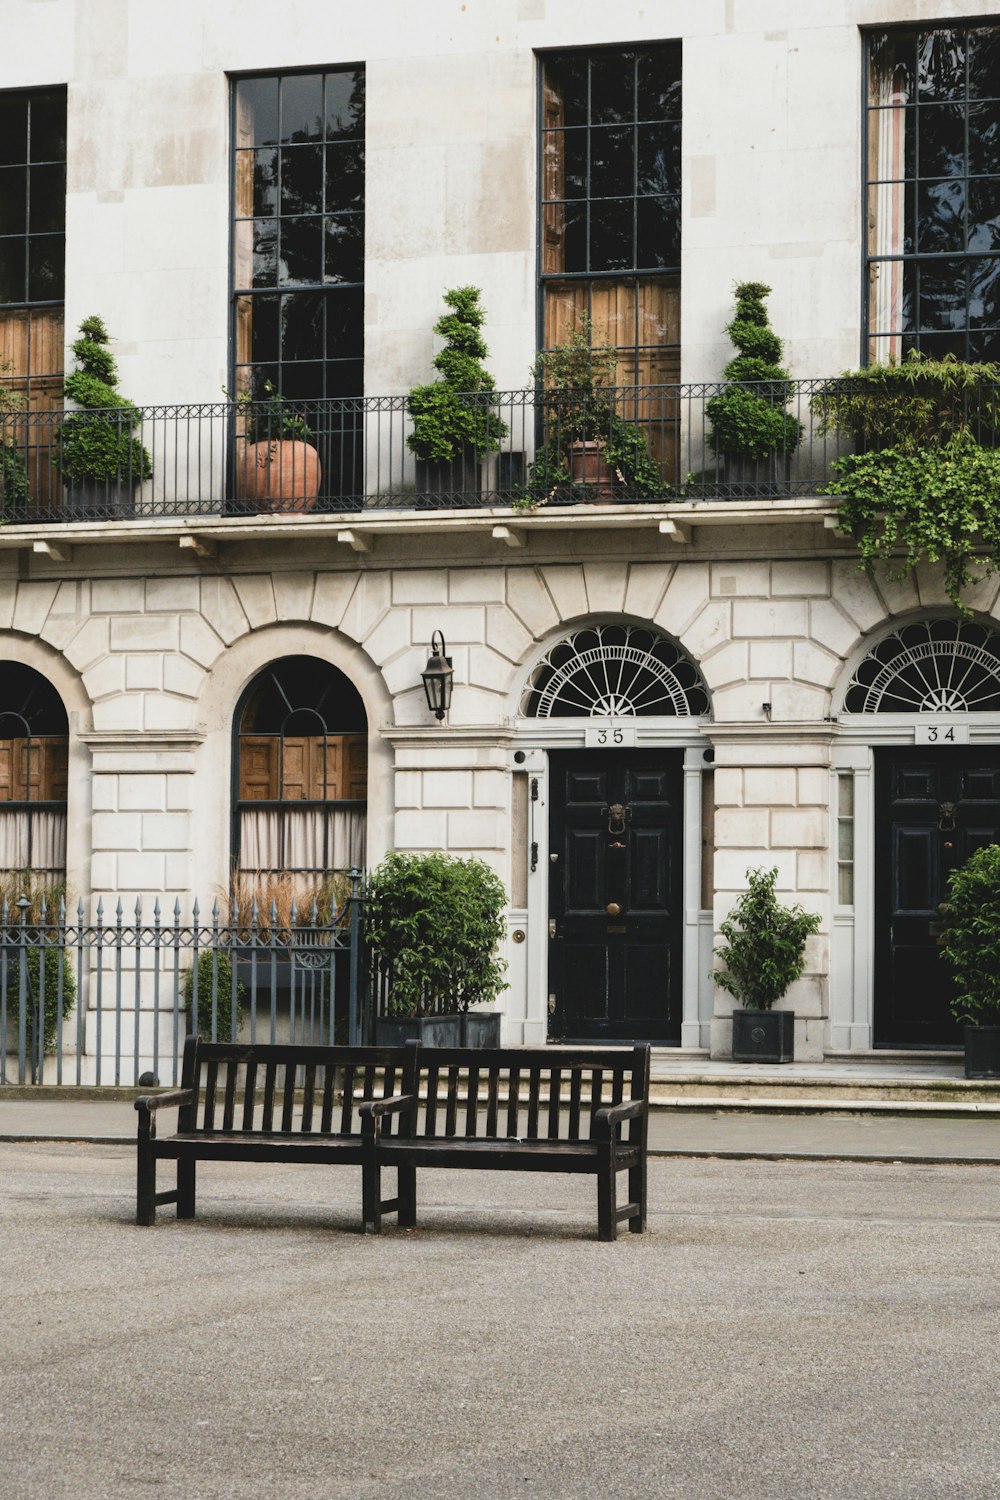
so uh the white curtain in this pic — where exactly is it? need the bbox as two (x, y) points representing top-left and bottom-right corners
(0, 809), (66, 875)
(871, 66), (908, 358)
(240, 806), (366, 874)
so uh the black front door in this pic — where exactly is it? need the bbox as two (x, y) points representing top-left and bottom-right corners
(874, 747), (1000, 1046)
(548, 751), (683, 1043)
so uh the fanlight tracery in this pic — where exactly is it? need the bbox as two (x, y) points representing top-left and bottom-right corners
(520, 624), (709, 719)
(844, 619), (1000, 714)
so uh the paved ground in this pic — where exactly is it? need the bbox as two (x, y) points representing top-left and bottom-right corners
(4, 1095), (1000, 1161)
(3, 1140), (1000, 1500)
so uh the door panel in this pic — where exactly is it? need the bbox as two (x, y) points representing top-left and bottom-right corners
(875, 747), (1000, 1046)
(548, 750), (683, 1043)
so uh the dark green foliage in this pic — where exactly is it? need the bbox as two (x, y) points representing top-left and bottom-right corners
(364, 851), (508, 1017)
(519, 319), (664, 507)
(811, 351), (1000, 454)
(183, 949), (246, 1039)
(56, 316), (152, 487)
(707, 282), (801, 460)
(0, 362), (30, 520)
(941, 844), (1000, 1024)
(407, 287), (507, 461)
(237, 378), (313, 445)
(711, 867), (821, 1012)
(6, 945), (77, 1056)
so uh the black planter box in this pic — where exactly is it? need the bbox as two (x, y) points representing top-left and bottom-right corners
(461, 1011), (501, 1047)
(374, 1014), (463, 1047)
(415, 447), (482, 508)
(722, 453), (792, 501)
(964, 1024), (1000, 1078)
(732, 1008), (794, 1064)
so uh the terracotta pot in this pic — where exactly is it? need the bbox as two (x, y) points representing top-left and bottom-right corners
(236, 439), (321, 512)
(567, 439), (616, 499)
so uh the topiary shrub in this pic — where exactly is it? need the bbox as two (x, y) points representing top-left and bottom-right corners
(706, 282), (801, 464)
(710, 867), (821, 1011)
(407, 287), (508, 463)
(940, 844), (1000, 1025)
(55, 315), (152, 491)
(0, 362), (30, 521)
(183, 948), (246, 1040)
(364, 851), (508, 1017)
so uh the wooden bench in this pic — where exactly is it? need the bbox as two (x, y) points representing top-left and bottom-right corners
(134, 1038), (415, 1228)
(362, 1044), (650, 1241)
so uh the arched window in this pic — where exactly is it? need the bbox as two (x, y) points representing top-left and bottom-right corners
(520, 623), (710, 718)
(844, 619), (1000, 713)
(0, 664), (68, 880)
(234, 656), (367, 889)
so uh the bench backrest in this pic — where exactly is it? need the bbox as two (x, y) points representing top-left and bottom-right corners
(406, 1045), (650, 1144)
(177, 1038), (416, 1137)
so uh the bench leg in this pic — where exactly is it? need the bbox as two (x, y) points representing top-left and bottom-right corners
(137, 1140), (156, 1226)
(177, 1158), (196, 1220)
(628, 1156), (647, 1234)
(597, 1153), (618, 1242)
(397, 1163), (417, 1229)
(362, 1154), (382, 1235)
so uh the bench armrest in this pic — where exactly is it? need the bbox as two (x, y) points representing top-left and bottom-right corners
(135, 1089), (194, 1115)
(359, 1093), (416, 1139)
(593, 1098), (647, 1140)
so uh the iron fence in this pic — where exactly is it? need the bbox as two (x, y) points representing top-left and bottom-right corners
(0, 880), (364, 1087)
(3, 375), (995, 521)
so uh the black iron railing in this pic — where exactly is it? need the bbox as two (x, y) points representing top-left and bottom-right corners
(1, 378), (998, 522)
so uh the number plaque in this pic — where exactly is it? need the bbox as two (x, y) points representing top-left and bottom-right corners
(914, 721), (970, 745)
(584, 722), (637, 748)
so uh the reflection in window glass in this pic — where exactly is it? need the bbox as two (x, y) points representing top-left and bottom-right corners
(866, 24), (1000, 362)
(837, 773), (854, 907)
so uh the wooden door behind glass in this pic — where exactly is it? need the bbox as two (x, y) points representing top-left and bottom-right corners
(548, 750), (682, 1042)
(874, 747), (1000, 1045)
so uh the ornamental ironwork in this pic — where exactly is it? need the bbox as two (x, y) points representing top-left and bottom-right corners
(520, 624), (709, 719)
(844, 619), (1000, 714)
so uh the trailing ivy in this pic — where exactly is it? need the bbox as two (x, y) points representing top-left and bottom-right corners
(710, 867), (820, 1012)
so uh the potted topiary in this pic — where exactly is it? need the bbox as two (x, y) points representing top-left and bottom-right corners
(706, 282), (801, 499)
(711, 866), (821, 1063)
(407, 286), (507, 506)
(55, 315), (152, 518)
(365, 851), (507, 1046)
(233, 378), (321, 512)
(940, 843), (1000, 1078)
(0, 362), (30, 521)
(518, 318), (663, 509)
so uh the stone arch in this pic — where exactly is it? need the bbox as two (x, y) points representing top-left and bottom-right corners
(515, 617), (711, 720)
(837, 613), (1000, 716)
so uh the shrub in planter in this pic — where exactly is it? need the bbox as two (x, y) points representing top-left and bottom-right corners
(706, 282), (801, 495)
(407, 287), (507, 502)
(183, 949), (246, 1041)
(0, 364), (30, 521)
(710, 867), (821, 1063)
(811, 350), (1000, 456)
(940, 843), (1000, 1078)
(55, 315), (152, 515)
(233, 378), (321, 511)
(365, 851), (507, 1042)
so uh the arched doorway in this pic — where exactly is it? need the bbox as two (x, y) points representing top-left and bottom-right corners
(233, 656), (367, 906)
(842, 618), (1000, 1047)
(0, 663), (68, 889)
(520, 623), (710, 1043)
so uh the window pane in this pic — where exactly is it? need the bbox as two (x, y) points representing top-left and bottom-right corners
(869, 30), (915, 106)
(969, 255), (1000, 327)
(249, 293), (279, 362)
(252, 149), (278, 216)
(919, 259), (968, 328)
(0, 237), (25, 301)
(637, 124), (680, 195)
(867, 181), (915, 257)
(969, 103), (1000, 176)
(919, 330), (967, 358)
(0, 95), (27, 167)
(918, 103), (965, 178)
(637, 195), (679, 269)
(279, 360), (324, 399)
(325, 288), (364, 358)
(917, 29), (966, 100)
(968, 328), (1000, 360)
(967, 182), (1000, 253)
(838, 774), (854, 817)
(969, 28), (1000, 99)
(280, 73), (323, 144)
(28, 91), (66, 162)
(544, 54), (588, 128)
(637, 48), (681, 120)
(325, 358), (363, 397)
(544, 130), (586, 200)
(251, 219), (278, 287)
(28, 163), (64, 234)
(589, 126), (633, 197)
(280, 215), (323, 285)
(237, 77), (279, 148)
(280, 144), (322, 216)
(324, 215), (363, 284)
(590, 52), (634, 125)
(325, 142), (364, 214)
(589, 199), (633, 271)
(867, 105), (915, 183)
(543, 202), (585, 274)
(281, 290), (324, 361)
(0, 167), (26, 234)
(917, 179), (965, 252)
(325, 70), (364, 140)
(27, 234), (63, 301)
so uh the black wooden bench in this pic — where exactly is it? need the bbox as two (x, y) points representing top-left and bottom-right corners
(362, 1044), (650, 1241)
(135, 1038), (414, 1228)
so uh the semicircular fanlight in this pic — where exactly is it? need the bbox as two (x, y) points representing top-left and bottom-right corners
(844, 618), (1000, 713)
(520, 623), (710, 719)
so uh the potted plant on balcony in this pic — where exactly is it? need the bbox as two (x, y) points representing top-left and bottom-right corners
(940, 843), (1000, 1078)
(407, 285), (507, 506)
(233, 379), (322, 512)
(0, 367), (30, 522)
(518, 319), (663, 509)
(711, 866), (821, 1064)
(55, 316), (152, 518)
(706, 282), (801, 499)
(366, 851), (507, 1046)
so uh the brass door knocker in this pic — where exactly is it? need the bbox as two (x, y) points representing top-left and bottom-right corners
(938, 800), (957, 832)
(607, 803), (626, 835)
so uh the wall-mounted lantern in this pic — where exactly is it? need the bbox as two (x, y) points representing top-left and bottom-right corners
(421, 630), (454, 721)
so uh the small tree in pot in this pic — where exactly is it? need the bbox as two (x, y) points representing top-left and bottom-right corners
(233, 378), (321, 513)
(56, 315), (152, 517)
(365, 851), (507, 1046)
(706, 282), (801, 499)
(940, 843), (1000, 1078)
(711, 866), (820, 1063)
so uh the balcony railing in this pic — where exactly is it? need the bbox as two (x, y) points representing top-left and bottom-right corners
(1, 378), (998, 523)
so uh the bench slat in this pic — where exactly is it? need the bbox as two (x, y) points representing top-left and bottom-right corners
(242, 1060), (257, 1131)
(464, 1065), (480, 1139)
(320, 1063), (335, 1133)
(301, 1063), (316, 1132)
(526, 1068), (541, 1139)
(505, 1065), (520, 1140)
(445, 1065), (459, 1138)
(485, 1066), (499, 1138)
(261, 1060), (276, 1132)
(568, 1067), (582, 1139)
(281, 1062), (296, 1133)
(425, 1062), (439, 1137)
(222, 1061), (237, 1132)
(203, 1059), (218, 1131)
(547, 1066), (561, 1140)
(340, 1065), (356, 1132)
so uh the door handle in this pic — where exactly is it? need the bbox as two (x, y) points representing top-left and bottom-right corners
(605, 902), (622, 917)
(548, 918), (557, 939)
